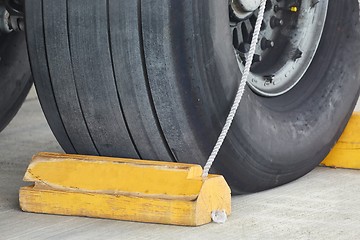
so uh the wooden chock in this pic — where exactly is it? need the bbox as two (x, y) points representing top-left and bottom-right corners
(322, 113), (360, 170)
(19, 152), (231, 226)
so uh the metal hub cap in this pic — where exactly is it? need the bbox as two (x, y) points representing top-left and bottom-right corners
(230, 0), (329, 97)
(236, 0), (261, 12)
(230, 0), (262, 20)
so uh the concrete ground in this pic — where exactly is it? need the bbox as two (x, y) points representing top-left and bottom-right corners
(0, 88), (360, 240)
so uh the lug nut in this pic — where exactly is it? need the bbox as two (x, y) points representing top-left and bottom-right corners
(239, 42), (250, 53)
(253, 54), (262, 63)
(273, 5), (283, 12)
(270, 16), (284, 28)
(261, 38), (275, 50)
(290, 6), (298, 13)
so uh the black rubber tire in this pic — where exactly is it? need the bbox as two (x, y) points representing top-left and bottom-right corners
(0, 31), (32, 132)
(26, 0), (360, 193)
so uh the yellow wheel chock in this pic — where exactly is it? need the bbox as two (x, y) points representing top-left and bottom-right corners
(19, 152), (231, 226)
(321, 112), (360, 170)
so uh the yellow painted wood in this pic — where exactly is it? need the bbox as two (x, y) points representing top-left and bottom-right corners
(24, 152), (203, 200)
(322, 113), (360, 169)
(20, 152), (231, 226)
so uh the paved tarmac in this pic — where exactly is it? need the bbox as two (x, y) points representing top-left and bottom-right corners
(0, 88), (359, 240)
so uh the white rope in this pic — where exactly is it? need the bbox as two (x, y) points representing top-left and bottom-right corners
(203, 0), (267, 178)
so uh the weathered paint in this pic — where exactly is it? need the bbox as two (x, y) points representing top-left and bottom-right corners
(19, 152), (231, 226)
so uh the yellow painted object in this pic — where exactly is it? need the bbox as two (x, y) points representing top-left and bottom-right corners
(322, 113), (360, 169)
(289, 6), (298, 12)
(19, 152), (231, 226)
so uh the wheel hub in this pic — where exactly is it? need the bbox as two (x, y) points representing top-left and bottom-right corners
(230, 0), (329, 97)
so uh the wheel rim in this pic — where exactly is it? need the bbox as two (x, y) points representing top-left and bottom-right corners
(230, 0), (329, 97)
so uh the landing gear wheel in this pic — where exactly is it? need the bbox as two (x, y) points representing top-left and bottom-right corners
(0, 18), (31, 132)
(25, 0), (360, 193)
